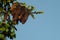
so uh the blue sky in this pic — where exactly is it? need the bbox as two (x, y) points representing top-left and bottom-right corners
(15, 0), (60, 40)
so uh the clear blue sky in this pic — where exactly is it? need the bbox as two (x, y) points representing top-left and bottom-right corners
(15, 0), (60, 40)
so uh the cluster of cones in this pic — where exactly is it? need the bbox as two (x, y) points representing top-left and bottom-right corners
(3, 2), (31, 24)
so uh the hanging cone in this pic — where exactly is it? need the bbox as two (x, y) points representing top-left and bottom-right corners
(20, 11), (29, 24)
(10, 2), (21, 24)
(19, 5), (28, 24)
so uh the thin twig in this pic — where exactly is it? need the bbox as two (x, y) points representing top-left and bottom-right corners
(32, 11), (43, 14)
